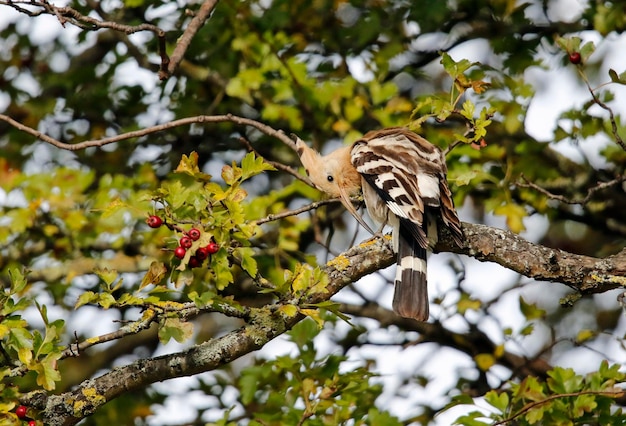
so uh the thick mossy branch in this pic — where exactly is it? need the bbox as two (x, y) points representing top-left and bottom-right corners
(439, 223), (626, 294)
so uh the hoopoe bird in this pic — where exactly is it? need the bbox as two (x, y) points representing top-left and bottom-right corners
(295, 127), (464, 321)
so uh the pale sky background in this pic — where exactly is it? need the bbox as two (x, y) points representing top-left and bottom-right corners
(2, 0), (626, 424)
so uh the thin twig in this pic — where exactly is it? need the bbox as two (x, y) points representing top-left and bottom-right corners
(255, 199), (342, 225)
(162, 0), (219, 80)
(579, 68), (626, 151)
(518, 174), (625, 205)
(1, 0), (169, 72)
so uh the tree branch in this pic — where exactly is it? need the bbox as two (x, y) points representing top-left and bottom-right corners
(0, 113), (297, 152)
(518, 174), (626, 205)
(25, 222), (626, 424)
(161, 0), (220, 80)
(439, 222), (626, 294)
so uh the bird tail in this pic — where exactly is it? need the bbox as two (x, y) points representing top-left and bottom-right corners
(392, 223), (429, 321)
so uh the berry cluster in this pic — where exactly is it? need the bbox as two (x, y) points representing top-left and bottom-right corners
(15, 405), (36, 425)
(146, 215), (219, 268)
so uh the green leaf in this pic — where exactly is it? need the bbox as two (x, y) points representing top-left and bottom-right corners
(241, 152), (276, 181)
(519, 296), (545, 320)
(453, 411), (492, 426)
(453, 170), (479, 186)
(526, 404), (546, 424)
(442, 393), (475, 411)
(573, 394), (597, 418)
(547, 367), (582, 394)
(609, 68), (626, 85)
(213, 251), (234, 290)
(96, 293), (116, 309)
(8, 267), (28, 294)
(9, 327), (33, 350)
(484, 390), (509, 413)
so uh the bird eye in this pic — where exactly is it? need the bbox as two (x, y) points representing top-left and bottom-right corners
(327, 175), (334, 182)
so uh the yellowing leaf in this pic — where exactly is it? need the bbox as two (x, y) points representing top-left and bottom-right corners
(494, 202), (527, 233)
(94, 267), (118, 287)
(75, 291), (97, 309)
(457, 294), (481, 314)
(475, 353), (495, 371)
(34, 353), (61, 391)
(332, 119), (352, 133)
(576, 329), (596, 343)
(519, 296), (545, 320)
(300, 308), (325, 328)
(18, 347), (33, 365)
(175, 152), (200, 175)
(231, 188), (247, 203)
(494, 344), (505, 359)
(278, 304), (298, 317)
(222, 165), (236, 185)
(140, 261), (167, 289)
(471, 80), (490, 94)
(101, 198), (127, 219)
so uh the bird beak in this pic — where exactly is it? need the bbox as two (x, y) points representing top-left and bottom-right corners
(337, 184), (376, 235)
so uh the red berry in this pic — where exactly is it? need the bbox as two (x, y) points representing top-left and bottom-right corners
(195, 247), (210, 261)
(179, 236), (193, 249)
(16, 405), (27, 419)
(174, 246), (186, 259)
(28, 421), (36, 426)
(205, 242), (219, 254)
(146, 215), (163, 228)
(569, 52), (581, 64)
(188, 228), (201, 241)
(188, 255), (201, 268)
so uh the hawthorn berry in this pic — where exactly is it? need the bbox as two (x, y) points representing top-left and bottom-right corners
(174, 246), (186, 259)
(179, 236), (193, 249)
(188, 255), (201, 268)
(146, 215), (163, 228)
(195, 247), (210, 261)
(16, 405), (27, 419)
(188, 228), (201, 241)
(205, 242), (219, 254)
(569, 52), (581, 65)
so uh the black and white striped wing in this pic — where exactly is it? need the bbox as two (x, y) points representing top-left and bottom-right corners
(351, 128), (447, 249)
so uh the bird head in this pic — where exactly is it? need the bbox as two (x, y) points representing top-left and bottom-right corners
(295, 136), (374, 234)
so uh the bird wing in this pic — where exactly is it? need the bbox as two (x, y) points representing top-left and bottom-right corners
(351, 128), (459, 249)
